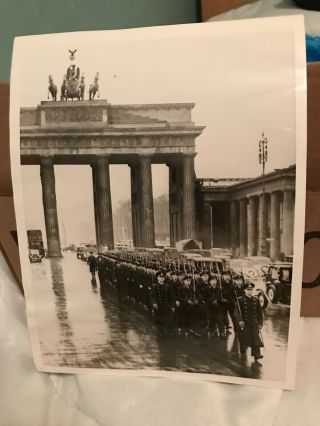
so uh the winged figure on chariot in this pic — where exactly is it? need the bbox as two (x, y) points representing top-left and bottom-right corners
(60, 63), (85, 101)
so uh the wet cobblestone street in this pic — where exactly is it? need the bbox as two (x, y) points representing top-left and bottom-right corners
(31, 253), (290, 381)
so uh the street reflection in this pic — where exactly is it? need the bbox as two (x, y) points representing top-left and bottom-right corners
(31, 254), (290, 381)
(49, 259), (79, 366)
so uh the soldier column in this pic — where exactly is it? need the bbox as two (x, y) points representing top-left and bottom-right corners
(40, 157), (62, 257)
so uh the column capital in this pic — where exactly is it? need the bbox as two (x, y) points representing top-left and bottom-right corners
(40, 156), (54, 166)
(138, 154), (153, 161)
(96, 155), (110, 164)
(182, 152), (197, 158)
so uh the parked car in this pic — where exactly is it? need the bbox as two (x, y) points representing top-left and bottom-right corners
(282, 255), (293, 263)
(229, 259), (268, 309)
(28, 249), (42, 263)
(265, 262), (292, 304)
(244, 256), (272, 275)
(76, 247), (84, 259)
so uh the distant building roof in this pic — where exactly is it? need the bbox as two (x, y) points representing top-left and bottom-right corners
(197, 164), (296, 190)
(197, 178), (246, 188)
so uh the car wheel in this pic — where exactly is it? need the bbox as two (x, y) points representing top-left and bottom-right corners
(267, 285), (278, 303)
(257, 292), (268, 309)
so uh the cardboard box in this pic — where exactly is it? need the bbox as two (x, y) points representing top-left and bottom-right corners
(201, 0), (255, 21)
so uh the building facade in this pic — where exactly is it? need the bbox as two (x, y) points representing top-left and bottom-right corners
(196, 165), (296, 261)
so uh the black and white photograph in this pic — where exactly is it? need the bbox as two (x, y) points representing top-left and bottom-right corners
(10, 16), (306, 389)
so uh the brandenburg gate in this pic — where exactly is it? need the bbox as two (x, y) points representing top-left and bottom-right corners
(20, 100), (205, 256)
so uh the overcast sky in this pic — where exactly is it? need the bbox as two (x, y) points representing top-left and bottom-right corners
(15, 19), (300, 244)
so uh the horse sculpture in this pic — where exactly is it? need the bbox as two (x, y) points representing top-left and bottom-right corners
(60, 75), (67, 101)
(79, 76), (85, 101)
(48, 75), (57, 101)
(89, 73), (100, 100)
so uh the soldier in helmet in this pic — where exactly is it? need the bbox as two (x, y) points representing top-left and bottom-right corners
(236, 281), (264, 362)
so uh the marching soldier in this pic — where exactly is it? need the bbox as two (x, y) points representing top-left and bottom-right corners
(176, 274), (200, 336)
(87, 251), (97, 281)
(236, 281), (264, 362)
(197, 270), (210, 292)
(150, 270), (175, 335)
(196, 269), (210, 330)
(96, 255), (106, 286)
(202, 274), (225, 338)
(221, 272), (238, 333)
(166, 270), (181, 299)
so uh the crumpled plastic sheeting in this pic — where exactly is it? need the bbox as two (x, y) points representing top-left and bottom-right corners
(207, 0), (320, 36)
(0, 251), (318, 426)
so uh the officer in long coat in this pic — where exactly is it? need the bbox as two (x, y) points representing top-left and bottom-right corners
(236, 281), (264, 362)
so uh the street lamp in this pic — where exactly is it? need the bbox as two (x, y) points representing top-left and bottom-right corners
(259, 131), (268, 256)
(259, 131), (268, 176)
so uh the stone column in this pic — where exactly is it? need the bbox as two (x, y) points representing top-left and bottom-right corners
(130, 163), (141, 247)
(258, 193), (268, 256)
(282, 190), (295, 255)
(168, 163), (176, 247)
(230, 200), (239, 252)
(202, 202), (212, 249)
(40, 157), (62, 257)
(139, 155), (155, 247)
(95, 156), (114, 250)
(247, 197), (258, 256)
(270, 191), (281, 261)
(91, 165), (100, 246)
(239, 198), (248, 257)
(182, 154), (196, 239)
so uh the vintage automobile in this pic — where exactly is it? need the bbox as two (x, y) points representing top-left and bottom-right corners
(28, 249), (42, 263)
(186, 249), (211, 257)
(282, 255), (293, 263)
(265, 262), (292, 304)
(76, 247), (84, 259)
(229, 258), (268, 309)
(244, 256), (272, 275)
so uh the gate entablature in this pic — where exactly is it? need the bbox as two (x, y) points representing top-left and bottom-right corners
(20, 101), (204, 164)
